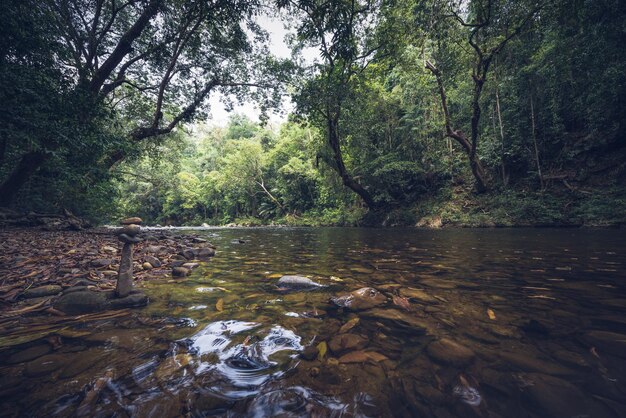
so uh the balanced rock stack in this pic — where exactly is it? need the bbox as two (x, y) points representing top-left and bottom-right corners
(116, 217), (143, 297)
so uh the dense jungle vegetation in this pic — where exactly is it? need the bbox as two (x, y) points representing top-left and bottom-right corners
(1, 0), (625, 226)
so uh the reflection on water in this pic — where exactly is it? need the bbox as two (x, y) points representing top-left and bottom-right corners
(1, 227), (626, 417)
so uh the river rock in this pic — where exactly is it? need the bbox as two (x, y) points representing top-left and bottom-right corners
(24, 354), (70, 377)
(144, 255), (162, 268)
(419, 279), (457, 289)
(497, 351), (575, 376)
(277, 275), (323, 289)
(361, 309), (428, 333)
(108, 292), (148, 309)
(23, 285), (62, 298)
(299, 345), (319, 361)
(7, 344), (51, 364)
(172, 267), (190, 277)
(338, 350), (388, 364)
(426, 338), (475, 367)
(90, 258), (114, 268)
(522, 373), (591, 417)
(59, 348), (105, 378)
(121, 217), (142, 225)
(193, 247), (216, 258)
(399, 287), (438, 304)
(329, 334), (368, 354)
(145, 245), (164, 254)
(183, 262), (200, 270)
(330, 287), (387, 310)
(53, 290), (108, 314)
(119, 233), (142, 244)
(582, 330), (626, 357)
(120, 224), (141, 236)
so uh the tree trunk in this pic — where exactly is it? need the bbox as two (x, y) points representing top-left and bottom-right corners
(494, 68), (508, 186)
(530, 92), (544, 189)
(0, 151), (48, 207)
(469, 77), (490, 193)
(426, 60), (489, 193)
(328, 117), (377, 209)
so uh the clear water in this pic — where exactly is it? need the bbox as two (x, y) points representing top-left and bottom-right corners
(1, 227), (626, 417)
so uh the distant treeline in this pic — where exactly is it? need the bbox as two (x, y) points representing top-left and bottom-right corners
(1, 0), (624, 225)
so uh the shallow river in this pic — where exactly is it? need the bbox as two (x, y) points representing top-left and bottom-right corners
(2, 227), (626, 417)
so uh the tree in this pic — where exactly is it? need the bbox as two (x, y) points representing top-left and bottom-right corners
(0, 0), (289, 207)
(282, 0), (382, 209)
(423, 0), (539, 192)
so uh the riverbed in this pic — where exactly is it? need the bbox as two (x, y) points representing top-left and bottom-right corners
(1, 227), (625, 417)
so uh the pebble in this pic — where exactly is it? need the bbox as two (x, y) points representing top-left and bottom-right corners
(144, 255), (161, 267)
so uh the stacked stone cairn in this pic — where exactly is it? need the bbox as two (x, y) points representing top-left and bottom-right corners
(116, 217), (143, 297)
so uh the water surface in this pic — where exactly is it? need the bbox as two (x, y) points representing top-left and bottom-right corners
(1, 227), (626, 417)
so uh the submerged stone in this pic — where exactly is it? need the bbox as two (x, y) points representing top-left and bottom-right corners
(24, 354), (70, 377)
(7, 344), (51, 364)
(399, 287), (438, 304)
(330, 287), (387, 310)
(426, 338), (475, 367)
(522, 373), (592, 417)
(582, 331), (626, 358)
(362, 309), (428, 333)
(277, 275), (323, 289)
(329, 333), (368, 354)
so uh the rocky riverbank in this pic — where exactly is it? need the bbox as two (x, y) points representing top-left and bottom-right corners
(0, 227), (215, 316)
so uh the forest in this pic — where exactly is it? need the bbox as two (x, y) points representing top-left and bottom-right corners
(1, 0), (625, 227)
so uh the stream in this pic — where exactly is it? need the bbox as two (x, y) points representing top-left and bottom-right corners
(1, 227), (626, 417)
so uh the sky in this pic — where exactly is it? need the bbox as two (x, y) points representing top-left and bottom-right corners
(205, 14), (316, 127)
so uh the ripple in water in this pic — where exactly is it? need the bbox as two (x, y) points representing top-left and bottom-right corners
(188, 320), (303, 398)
